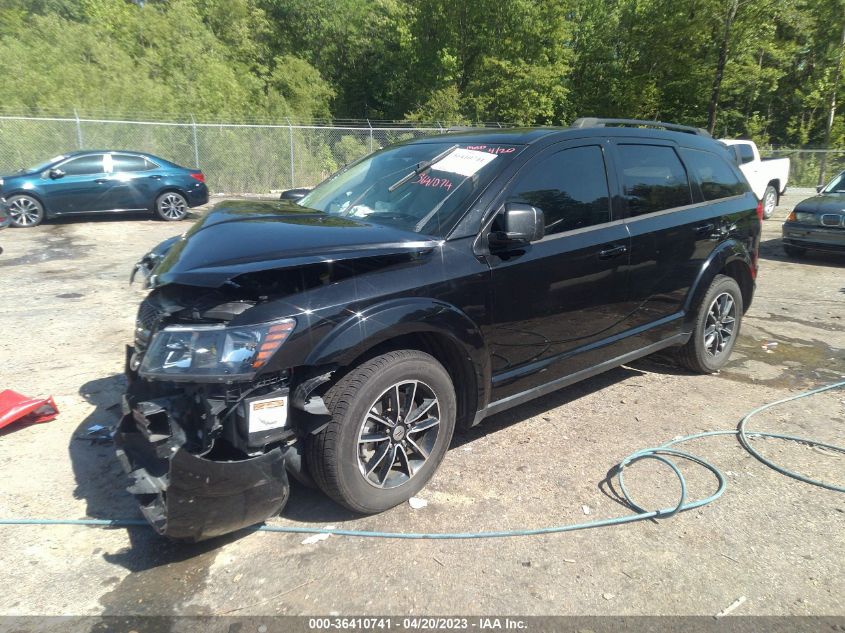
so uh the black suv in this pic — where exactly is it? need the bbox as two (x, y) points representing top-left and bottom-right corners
(118, 119), (761, 541)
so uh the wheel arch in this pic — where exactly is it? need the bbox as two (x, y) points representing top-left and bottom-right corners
(4, 189), (50, 217)
(151, 186), (189, 211)
(684, 241), (754, 326)
(304, 298), (491, 430)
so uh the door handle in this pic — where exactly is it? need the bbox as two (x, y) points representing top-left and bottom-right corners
(148, 175), (162, 180)
(94, 179), (108, 184)
(599, 244), (627, 260)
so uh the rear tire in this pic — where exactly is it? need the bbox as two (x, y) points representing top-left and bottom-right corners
(783, 244), (806, 258)
(155, 192), (188, 221)
(677, 275), (743, 374)
(762, 185), (777, 219)
(7, 194), (44, 227)
(307, 350), (456, 514)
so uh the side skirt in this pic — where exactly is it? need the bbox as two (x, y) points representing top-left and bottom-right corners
(473, 332), (689, 424)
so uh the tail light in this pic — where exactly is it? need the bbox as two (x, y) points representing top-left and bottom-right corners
(755, 200), (764, 222)
(190, 172), (205, 183)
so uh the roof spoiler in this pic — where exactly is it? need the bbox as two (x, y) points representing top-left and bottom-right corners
(571, 117), (712, 138)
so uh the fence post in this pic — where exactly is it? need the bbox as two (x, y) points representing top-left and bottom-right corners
(190, 114), (200, 168)
(73, 109), (83, 149)
(287, 118), (295, 188)
(367, 119), (374, 153)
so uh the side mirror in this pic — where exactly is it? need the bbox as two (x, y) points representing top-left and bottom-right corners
(280, 187), (311, 201)
(816, 185), (823, 193)
(48, 168), (65, 180)
(488, 202), (545, 251)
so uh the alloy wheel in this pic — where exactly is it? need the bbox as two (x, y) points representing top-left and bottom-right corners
(357, 380), (441, 489)
(763, 190), (776, 218)
(158, 193), (187, 220)
(8, 197), (42, 226)
(703, 292), (737, 357)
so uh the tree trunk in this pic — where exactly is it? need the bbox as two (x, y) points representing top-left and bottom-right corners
(818, 20), (845, 185)
(707, 0), (739, 134)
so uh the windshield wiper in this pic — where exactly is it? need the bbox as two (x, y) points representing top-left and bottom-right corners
(388, 144), (460, 193)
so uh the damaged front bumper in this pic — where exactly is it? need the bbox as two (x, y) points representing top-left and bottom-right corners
(116, 347), (296, 541)
(116, 413), (289, 541)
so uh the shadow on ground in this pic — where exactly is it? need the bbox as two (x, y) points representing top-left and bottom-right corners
(758, 236), (845, 267)
(68, 360), (682, 570)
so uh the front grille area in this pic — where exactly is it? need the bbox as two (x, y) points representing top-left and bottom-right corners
(135, 297), (165, 351)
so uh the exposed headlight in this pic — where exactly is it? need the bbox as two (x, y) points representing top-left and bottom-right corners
(139, 318), (296, 381)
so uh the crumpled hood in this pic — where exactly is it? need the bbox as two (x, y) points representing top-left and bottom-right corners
(794, 194), (845, 214)
(151, 199), (439, 288)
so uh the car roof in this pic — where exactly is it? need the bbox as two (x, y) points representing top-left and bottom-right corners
(61, 149), (154, 157)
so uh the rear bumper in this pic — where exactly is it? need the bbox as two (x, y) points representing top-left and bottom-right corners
(782, 224), (845, 253)
(186, 184), (209, 207)
(115, 396), (290, 542)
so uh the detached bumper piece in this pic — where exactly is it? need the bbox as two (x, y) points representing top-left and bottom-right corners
(115, 403), (290, 542)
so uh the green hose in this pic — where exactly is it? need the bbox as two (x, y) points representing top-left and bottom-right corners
(2, 379), (843, 539)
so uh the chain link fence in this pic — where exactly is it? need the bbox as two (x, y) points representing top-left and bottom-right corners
(1, 114), (842, 193)
(759, 147), (845, 188)
(0, 115), (463, 194)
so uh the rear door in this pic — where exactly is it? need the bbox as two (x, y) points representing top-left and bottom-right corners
(41, 154), (110, 213)
(105, 153), (159, 209)
(484, 141), (633, 401)
(610, 141), (736, 339)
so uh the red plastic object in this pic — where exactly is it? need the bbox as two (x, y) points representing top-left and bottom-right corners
(0, 390), (59, 430)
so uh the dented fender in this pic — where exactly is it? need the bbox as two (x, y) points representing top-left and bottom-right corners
(304, 297), (492, 412)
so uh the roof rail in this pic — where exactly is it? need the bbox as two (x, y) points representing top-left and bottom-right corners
(571, 117), (711, 138)
(444, 126), (486, 133)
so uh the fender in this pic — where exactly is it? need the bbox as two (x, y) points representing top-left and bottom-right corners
(683, 239), (753, 326)
(305, 297), (492, 415)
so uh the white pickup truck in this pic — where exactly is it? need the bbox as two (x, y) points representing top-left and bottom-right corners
(720, 139), (790, 219)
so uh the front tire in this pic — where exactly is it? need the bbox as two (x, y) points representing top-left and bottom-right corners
(307, 350), (456, 513)
(762, 185), (777, 219)
(677, 275), (743, 373)
(155, 192), (188, 221)
(7, 194), (44, 227)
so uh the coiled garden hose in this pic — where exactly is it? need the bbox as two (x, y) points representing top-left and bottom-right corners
(1, 380), (843, 539)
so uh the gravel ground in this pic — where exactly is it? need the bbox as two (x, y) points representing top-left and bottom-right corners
(0, 191), (843, 618)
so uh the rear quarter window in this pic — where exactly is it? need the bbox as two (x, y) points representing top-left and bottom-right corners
(679, 148), (747, 201)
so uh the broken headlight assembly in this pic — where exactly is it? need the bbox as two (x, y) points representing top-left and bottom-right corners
(138, 318), (296, 382)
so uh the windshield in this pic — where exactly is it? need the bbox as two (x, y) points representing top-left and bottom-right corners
(24, 155), (66, 173)
(299, 141), (520, 236)
(821, 171), (845, 194)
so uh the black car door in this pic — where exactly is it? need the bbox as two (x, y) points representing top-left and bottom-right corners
(483, 142), (633, 402)
(610, 141), (724, 342)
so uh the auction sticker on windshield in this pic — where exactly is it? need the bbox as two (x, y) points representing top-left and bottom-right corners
(432, 148), (498, 177)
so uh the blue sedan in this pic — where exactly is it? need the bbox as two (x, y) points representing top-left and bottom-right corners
(0, 150), (209, 227)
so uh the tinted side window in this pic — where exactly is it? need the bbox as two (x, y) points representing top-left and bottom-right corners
(113, 154), (150, 172)
(680, 148), (747, 200)
(617, 144), (692, 216)
(61, 155), (104, 176)
(737, 143), (755, 164)
(507, 146), (611, 235)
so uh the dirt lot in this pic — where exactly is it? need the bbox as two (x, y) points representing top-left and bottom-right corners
(0, 191), (843, 618)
